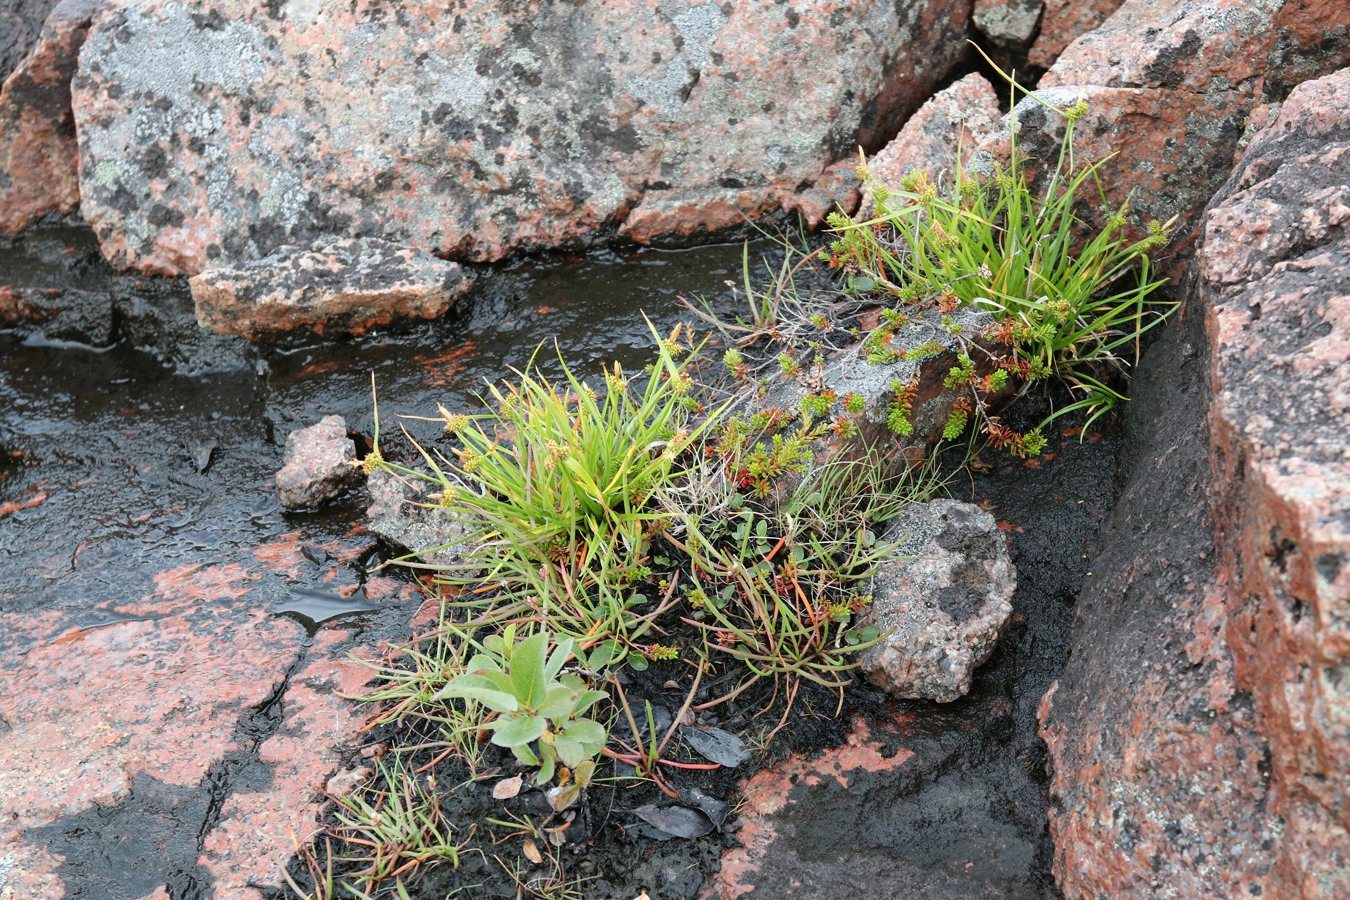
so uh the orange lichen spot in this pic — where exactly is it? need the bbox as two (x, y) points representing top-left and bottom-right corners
(0, 490), (47, 518)
(297, 360), (342, 378)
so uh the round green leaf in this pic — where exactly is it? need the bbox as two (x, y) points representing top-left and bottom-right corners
(489, 714), (547, 749)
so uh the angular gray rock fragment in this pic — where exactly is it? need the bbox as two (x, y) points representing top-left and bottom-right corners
(275, 415), (357, 511)
(859, 499), (1016, 702)
(973, 0), (1044, 47)
(191, 237), (472, 340)
(365, 467), (468, 570)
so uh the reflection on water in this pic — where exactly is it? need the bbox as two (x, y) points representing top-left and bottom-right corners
(0, 241), (756, 623)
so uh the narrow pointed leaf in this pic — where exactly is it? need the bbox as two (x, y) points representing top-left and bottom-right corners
(432, 675), (518, 713)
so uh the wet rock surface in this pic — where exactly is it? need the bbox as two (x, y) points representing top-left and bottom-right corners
(0, 221), (251, 372)
(861, 499), (1017, 703)
(59, 0), (971, 275)
(0, 302), (430, 897)
(1035, 295), (1267, 898)
(275, 415), (358, 511)
(192, 238), (474, 340)
(1037, 64), (1350, 900)
(0, 238), (775, 898)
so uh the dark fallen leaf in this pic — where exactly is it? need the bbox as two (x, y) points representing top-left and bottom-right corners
(614, 704), (672, 745)
(685, 787), (731, 832)
(679, 725), (748, 767)
(631, 804), (714, 841)
(301, 544), (332, 567)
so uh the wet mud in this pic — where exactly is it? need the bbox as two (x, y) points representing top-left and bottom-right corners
(1, 222), (1123, 898)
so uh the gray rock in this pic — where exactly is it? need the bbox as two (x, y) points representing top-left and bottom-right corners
(973, 0), (1043, 48)
(753, 305), (1009, 490)
(275, 415), (357, 511)
(58, 0), (972, 274)
(859, 499), (1016, 702)
(861, 73), (1003, 218)
(365, 467), (467, 571)
(191, 237), (472, 340)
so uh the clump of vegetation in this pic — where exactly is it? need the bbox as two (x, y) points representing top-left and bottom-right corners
(282, 757), (469, 899)
(292, 58), (1178, 899)
(297, 322), (937, 897)
(391, 325), (720, 650)
(825, 65), (1173, 444)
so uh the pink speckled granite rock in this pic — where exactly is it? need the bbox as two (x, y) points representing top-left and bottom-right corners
(191, 237), (472, 340)
(862, 73), (1002, 213)
(0, 0), (62, 80)
(983, 0), (1350, 278)
(1026, 0), (1126, 70)
(64, 0), (970, 275)
(860, 499), (1016, 702)
(0, 0), (102, 233)
(197, 629), (377, 895)
(1203, 66), (1350, 898)
(1034, 294), (1282, 897)
(0, 538), (385, 898)
(275, 415), (357, 510)
(1041, 0), (1348, 96)
(1039, 64), (1350, 900)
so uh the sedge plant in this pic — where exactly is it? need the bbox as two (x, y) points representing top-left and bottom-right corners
(826, 56), (1174, 443)
(371, 322), (727, 651)
(328, 758), (468, 895)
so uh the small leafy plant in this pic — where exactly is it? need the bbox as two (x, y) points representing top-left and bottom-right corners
(434, 627), (607, 794)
